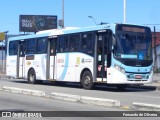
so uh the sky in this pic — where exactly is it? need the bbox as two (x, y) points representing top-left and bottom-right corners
(0, 0), (160, 34)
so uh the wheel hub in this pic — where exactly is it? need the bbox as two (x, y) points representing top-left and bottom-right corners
(84, 76), (91, 85)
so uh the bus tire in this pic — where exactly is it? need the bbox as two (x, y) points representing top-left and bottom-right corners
(81, 71), (94, 90)
(28, 69), (36, 84)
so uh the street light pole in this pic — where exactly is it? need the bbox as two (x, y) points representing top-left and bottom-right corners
(3, 31), (8, 73)
(62, 0), (64, 28)
(88, 16), (97, 26)
(124, 0), (126, 23)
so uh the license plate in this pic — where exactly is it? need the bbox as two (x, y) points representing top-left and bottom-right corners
(135, 75), (142, 79)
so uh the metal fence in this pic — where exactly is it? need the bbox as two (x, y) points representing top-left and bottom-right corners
(0, 46), (6, 75)
(0, 60), (6, 74)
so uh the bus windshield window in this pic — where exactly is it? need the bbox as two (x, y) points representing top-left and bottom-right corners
(114, 33), (152, 60)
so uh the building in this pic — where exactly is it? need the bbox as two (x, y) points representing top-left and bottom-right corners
(0, 41), (5, 60)
(152, 32), (160, 71)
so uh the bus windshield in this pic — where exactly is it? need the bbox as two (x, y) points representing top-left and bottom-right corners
(114, 33), (152, 60)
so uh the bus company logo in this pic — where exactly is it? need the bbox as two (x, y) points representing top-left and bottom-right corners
(26, 61), (31, 65)
(57, 58), (64, 63)
(81, 58), (85, 63)
(81, 58), (92, 63)
(84, 59), (92, 63)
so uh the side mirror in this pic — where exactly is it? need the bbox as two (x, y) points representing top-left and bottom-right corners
(112, 36), (116, 46)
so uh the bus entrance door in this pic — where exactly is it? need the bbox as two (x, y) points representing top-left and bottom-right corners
(47, 37), (57, 80)
(97, 32), (108, 81)
(16, 41), (26, 78)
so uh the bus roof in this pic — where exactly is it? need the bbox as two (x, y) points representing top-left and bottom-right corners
(8, 32), (50, 41)
(49, 24), (115, 36)
(9, 24), (116, 41)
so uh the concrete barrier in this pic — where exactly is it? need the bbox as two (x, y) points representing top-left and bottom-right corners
(80, 96), (120, 107)
(1, 86), (45, 97)
(132, 102), (160, 111)
(51, 93), (81, 102)
(1, 86), (121, 107)
(51, 92), (120, 107)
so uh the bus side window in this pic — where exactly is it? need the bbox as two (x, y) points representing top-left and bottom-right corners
(81, 33), (93, 54)
(37, 37), (47, 54)
(63, 36), (69, 52)
(58, 36), (63, 52)
(20, 41), (27, 57)
(9, 41), (18, 55)
(27, 39), (36, 54)
(58, 36), (69, 52)
(69, 34), (80, 52)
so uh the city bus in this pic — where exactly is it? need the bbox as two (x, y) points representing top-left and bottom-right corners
(6, 23), (153, 90)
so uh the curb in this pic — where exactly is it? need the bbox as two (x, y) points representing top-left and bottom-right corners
(2, 86), (45, 97)
(80, 96), (120, 107)
(51, 92), (120, 107)
(0, 86), (120, 108)
(132, 102), (160, 111)
(51, 93), (81, 102)
(0, 76), (14, 79)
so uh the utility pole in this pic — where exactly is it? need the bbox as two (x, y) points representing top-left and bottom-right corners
(62, 0), (64, 28)
(59, 0), (64, 28)
(124, 0), (126, 23)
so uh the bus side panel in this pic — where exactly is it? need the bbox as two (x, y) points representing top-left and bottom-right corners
(75, 53), (94, 82)
(6, 56), (17, 78)
(56, 53), (76, 82)
(56, 53), (94, 82)
(25, 54), (47, 80)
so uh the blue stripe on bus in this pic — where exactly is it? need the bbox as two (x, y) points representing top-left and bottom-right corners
(58, 53), (69, 80)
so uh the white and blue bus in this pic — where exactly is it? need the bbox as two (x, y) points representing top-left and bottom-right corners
(6, 23), (153, 90)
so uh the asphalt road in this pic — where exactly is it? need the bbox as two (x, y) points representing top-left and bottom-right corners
(0, 91), (121, 111)
(0, 91), (122, 120)
(1, 91), (160, 120)
(0, 78), (160, 107)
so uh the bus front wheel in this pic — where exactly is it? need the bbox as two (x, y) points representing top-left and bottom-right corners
(81, 71), (94, 90)
(28, 69), (36, 84)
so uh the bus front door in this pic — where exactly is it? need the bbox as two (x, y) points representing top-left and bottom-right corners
(16, 41), (26, 78)
(47, 38), (57, 80)
(97, 33), (108, 81)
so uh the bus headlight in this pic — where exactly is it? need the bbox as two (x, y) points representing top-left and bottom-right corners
(114, 64), (120, 70)
(121, 67), (125, 74)
(114, 64), (125, 74)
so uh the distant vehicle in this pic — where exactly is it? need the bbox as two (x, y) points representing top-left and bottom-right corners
(6, 23), (153, 90)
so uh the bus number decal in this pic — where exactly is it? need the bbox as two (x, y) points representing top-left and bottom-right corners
(26, 61), (31, 65)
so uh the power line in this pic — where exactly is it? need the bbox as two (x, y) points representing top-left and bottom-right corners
(143, 24), (160, 26)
